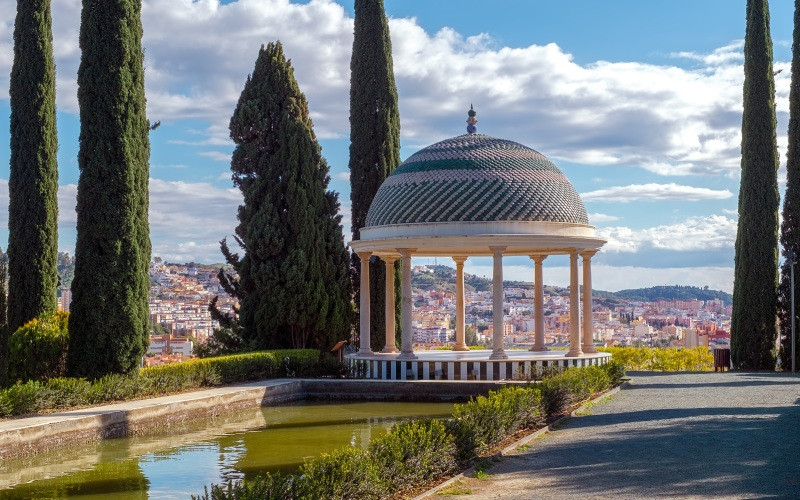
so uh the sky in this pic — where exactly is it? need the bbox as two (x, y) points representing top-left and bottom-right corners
(0, 0), (794, 293)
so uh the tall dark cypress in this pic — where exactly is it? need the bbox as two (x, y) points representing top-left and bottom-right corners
(8, 0), (59, 334)
(732, 0), (780, 370)
(779, 0), (800, 370)
(67, 0), (151, 378)
(349, 0), (402, 351)
(228, 42), (351, 349)
(0, 252), (8, 387)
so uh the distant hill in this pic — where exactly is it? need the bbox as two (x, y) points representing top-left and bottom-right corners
(595, 285), (732, 305)
(412, 265), (731, 305)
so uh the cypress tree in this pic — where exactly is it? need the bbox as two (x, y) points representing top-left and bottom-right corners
(731, 0), (780, 370)
(229, 42), (351, 349)
(349, 0), (402, 351)
(0, 253), (8, 387)
(67, 0), (151, 378)
(8, 0), (59, 334)
(779, 0), (800, 371)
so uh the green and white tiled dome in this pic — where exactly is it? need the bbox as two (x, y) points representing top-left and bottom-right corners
(364, 134), (589, 227)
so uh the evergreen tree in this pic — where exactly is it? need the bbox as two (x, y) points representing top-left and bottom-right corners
(349, 0), (402, 351)
(732, 0), (780, 370)
(67, 0), (151, 378)
(227, 42), (351, 349)
(8, 0), (59, 334)
(779, 0), (800, 371)
(0, 252), (8, 387)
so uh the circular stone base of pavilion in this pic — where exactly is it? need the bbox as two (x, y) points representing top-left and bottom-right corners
(345, 350), (612, 381)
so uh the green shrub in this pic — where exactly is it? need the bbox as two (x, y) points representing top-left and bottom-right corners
(43, 377), (92, 408)
(299, 446), (385, 500)
(193, 473), (297, 500)
(452, 386), (542, 452)
(603, 359), (626, 384)
(8, 311), (70, 382)
(369, 419), (457, 492)
(3, 380), (43, 416)
(598, 346), (712, 371)
(539, 365), (611, 418)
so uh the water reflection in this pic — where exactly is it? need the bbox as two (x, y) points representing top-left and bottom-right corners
(0, 401), (452, 499)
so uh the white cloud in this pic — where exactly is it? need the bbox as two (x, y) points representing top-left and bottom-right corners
(581, 183), (732, 202)
(0, 0), (786, 177)
(198, 150), (232, 162)
(335, 171), (350, 181)
(597, 215), (737, 253)
(588, 212), (619, 223)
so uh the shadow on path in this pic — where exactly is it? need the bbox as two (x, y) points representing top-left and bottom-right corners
(487, 372), (800, 499)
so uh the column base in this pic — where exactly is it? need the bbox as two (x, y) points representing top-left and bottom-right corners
(452, 344), (470, 352)
(398, 351), (418, 360)
(566, 348), (583, 357)
(529, 345), (549, 352)
(489, 349), (508, 360)
(358, 348), (374, 355)
(582, 345), (598, 354)
(381, 346), (400, 353)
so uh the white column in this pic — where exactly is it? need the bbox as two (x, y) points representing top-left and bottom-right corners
(357, 251), (373, 355)
(566, 250), (583, 357)
(490, 246), (508, 360)
(399, 249), (417, 360)
(453, 256), (469, 351)
(382, 255), (399, 353)
(530, 255), (548, 351)
(582, 251), (597, 354)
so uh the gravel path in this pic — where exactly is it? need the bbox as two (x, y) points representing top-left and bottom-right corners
(432, 372), (800, 499)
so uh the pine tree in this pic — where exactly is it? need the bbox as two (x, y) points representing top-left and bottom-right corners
(8, 0), (59, 334)
(732, 0), (780, 370)
(349, 0), (402, 351)
(67, 0), (151, 378)
(779, 0), (800, 371)
(227, 42), (351, 349)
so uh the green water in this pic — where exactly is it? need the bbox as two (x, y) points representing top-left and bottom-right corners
(0, 401), (453, 499)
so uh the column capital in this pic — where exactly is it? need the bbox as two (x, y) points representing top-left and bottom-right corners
(529, 254), (548, 263)
(452, 255), (468, 264)
(488, 246), (507, 254)
(580, 249), (598, 260)
(381, 254), (400, 264)
(568, 248), (580, 257)
(356, 250), (373, 260)
(397, 248), (416, 257)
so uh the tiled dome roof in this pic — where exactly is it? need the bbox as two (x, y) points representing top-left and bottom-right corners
(365, 134), (589, 227)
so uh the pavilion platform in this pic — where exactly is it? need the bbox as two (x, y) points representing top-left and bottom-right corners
(346, 349), (611, 381)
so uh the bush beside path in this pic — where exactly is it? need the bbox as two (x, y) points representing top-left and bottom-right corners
(431, 371), (800, 499)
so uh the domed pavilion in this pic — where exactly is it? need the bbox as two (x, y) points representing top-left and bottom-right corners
(348, 108), (609, 380)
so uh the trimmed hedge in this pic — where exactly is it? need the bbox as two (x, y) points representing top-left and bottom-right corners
(195, 360), (626, 500)
(0, 349), (320, 418)
(598, 346), (713, 371)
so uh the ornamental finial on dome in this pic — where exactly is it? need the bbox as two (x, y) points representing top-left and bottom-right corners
(466, 104), (477, 134)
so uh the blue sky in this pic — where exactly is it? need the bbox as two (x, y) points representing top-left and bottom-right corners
(0, 0), (794, 292)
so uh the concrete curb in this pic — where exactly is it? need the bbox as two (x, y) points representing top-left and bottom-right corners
(412, 380), (629, 499)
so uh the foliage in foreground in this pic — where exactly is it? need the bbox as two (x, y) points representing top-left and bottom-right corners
(193, 361), (625, 500)
(731, 0), (780, 370)
(68, 0), (152, 379)
(598, 346), (713, 371)
(215, 41), (352, 352)
(8, 310), (69, 382)
(8, 0), (60, 335)
(778, 0), (800, 371)
(0, 350), (321, 418)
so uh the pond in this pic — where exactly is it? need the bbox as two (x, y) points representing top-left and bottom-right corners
(0, 400), (453, 499)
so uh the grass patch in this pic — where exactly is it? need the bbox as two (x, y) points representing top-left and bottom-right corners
(438, 480), (472, 496)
